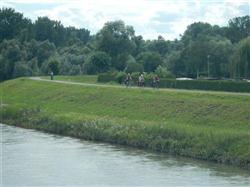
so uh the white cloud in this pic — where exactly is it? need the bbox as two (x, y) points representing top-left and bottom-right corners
(1, 0), (249, 40)
(0, 1), (14, 8)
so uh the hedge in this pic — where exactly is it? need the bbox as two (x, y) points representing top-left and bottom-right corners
(97, 73), (250, 93)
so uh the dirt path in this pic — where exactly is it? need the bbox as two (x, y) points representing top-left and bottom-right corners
(29, 77), (250, 96)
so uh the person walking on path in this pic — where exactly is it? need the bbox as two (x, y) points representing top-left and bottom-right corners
(50, 71), (54, 80)
(125, 73), (132, 87)
(155, 75), (160, 88)
(138, 74), (145, 87)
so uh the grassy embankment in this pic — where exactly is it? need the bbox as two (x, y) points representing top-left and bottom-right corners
(41, 75), (98, 83)
(1, 77), (250, 169)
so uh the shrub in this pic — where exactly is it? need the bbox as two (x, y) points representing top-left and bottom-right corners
(116, 71), (127, 84)
(159, 79), (250, 92)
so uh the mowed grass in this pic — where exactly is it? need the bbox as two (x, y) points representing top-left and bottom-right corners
(41, 75), (98, 83)
(1, 77), (250, 168)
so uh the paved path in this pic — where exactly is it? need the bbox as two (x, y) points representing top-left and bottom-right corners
(29, 77), (250, 96)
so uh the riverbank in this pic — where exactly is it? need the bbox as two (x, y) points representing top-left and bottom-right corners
(1, 78), (250, 169)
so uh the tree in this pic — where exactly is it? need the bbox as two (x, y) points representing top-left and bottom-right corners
(34, 17), (54, 42)
(12, 61), (32, 78)
(147, 36), (170, 56)
(0, 8), (32, 42)
(125, 62), (143, 73)
(226, 16), (250, 43)
(69, 65), (82, 75)
(181, 22), (213, 46)
(155, 65), (175, 78)
(164, 51), (184, 77)
(85, 51), (111, 74)
(231, 36), (250, 78)
(48, 60), (59, 75)
(137, 52), (163, 72)
(36, 40), (56, 66)
(207, 37), (233, 78)
(96, 20), (136, 67)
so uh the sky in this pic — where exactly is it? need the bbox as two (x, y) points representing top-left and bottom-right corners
(1, 0), (249, 40)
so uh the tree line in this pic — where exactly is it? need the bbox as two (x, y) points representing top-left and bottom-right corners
(0, 7), (249, 81)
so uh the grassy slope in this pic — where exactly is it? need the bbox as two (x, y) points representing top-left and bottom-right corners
(41, 75), (98, 83)
(1, 78), (250, 168)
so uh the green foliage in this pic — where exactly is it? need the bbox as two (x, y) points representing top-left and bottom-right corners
(12, 61), (33, 77)
(97, 71), (250, 92)
(146, 36), (170, 56)
(69, 65), (82, 75)
(137, 52), (163, 72)
(125, 62), (144, 73)
(231, 36), (250, 79)
(97, 72), (117, 82)
(48, 60), (59, 75)
(96, 20), (136, 57)
(85, 51), (111, 74)
(226, 15), (250, 43)
(159, 79), (250, 92)
(0, 7), (249, 83)
(0, 8), (32, 42)
(155, 65), (175, 78)
(36, 40), (56, 66)
(115, 71), (127, 83)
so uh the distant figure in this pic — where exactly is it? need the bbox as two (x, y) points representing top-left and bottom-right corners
(152, 77), (156, 88)
(152, 75), (160, 89)
(50, 71), (54, 80)
(138, 74), (145, 87)
(125, 73), (132, 87)
(155, 75), (160, 88)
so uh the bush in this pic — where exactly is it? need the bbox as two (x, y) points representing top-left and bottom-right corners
(159, 79), (250, 92)
(155, 65), (175, 78)
(116, 71), (127, 84)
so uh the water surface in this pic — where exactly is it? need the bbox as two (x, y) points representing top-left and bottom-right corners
(1, 124), (250, 186)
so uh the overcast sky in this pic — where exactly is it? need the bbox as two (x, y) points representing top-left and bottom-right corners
(1, 0), (249, 40)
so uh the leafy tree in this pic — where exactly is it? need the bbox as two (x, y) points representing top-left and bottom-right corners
(125, 62), (144, 73)
(0, 55), (8, 81)
(155, 65), (175, 78)
(226, 16), (250, 43)
(48, 60), (59, 75)
(69, 65), (82, 75)
(34, 17), (55, 42)
(0, 8), (32, 42)
(164, 51), (184, 77)
(181, 22), (213, 46)
(147, 36), (170, 56)
(28, 58), (39, 75)
(65, 27), (90, 45)
(132, 35), (145, 56)
(231, 36), (250, 78)
(36, 40), (56, 66)
(96, 20), (136, 67)
(207, 37), (233, 78)
(13, 61), (32, 78)
(85, 51), (111, 74)
(137, 52), (163, 72)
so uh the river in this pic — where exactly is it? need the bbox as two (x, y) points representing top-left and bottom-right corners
(1, 124), (250, 186)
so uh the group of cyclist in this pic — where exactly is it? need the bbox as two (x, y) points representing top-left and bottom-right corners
(124, 73), (160, 88)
